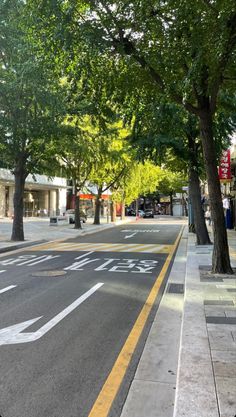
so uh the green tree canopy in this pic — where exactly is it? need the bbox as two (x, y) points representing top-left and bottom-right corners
(0, 0), (66, 240)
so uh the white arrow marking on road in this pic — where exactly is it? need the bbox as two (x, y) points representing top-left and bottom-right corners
(124, 233), (137, 239)
(0, 285), (17, 294)
(0, 283), (104, 346)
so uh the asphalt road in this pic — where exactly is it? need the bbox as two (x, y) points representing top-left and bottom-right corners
(0, 220), (182, 417)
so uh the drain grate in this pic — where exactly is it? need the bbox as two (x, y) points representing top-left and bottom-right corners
(167, 283), (184, 294)
(206, 316), (236, 325)
(196, 251), (211, 254)
(204, 300), (234, 306)
(200, 277), (224, 282)
(32, 270), (67, 277)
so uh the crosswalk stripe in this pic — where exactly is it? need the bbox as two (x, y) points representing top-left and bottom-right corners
(29, 242), (172, 253)
(57, 243), (125, 251)
(121, 244), (152, 252)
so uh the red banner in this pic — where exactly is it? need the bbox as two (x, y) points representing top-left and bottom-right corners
(219, 149), (231, 181)
(79, 193), (109, 200)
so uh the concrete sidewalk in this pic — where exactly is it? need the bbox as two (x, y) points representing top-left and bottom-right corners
(174, 230), (236, 417)
(0, 216), (131, 253)
(121, 227), (235, 417)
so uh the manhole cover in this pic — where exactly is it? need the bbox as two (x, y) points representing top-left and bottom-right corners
(32, 270), (67, 277)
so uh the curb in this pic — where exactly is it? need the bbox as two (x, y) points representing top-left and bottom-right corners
(0, 240), (47, 254)
(0, 220), (131, 254)
(173, 233), (218, 417)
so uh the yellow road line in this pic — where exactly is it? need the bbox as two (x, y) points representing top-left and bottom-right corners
(87, 227), (183, 417)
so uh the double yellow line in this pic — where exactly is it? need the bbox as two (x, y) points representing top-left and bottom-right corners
(88, 228), (183, 417)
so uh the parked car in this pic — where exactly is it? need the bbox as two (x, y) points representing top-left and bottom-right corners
(138, 209), (145, 217)
(143, 209), (154, 218)
(126, 208), (136, 216)
(66, 209), (87, 224)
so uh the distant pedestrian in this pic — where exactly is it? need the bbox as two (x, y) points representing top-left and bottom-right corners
(205, 208), (211, 225)
(222, 195), (229, 210)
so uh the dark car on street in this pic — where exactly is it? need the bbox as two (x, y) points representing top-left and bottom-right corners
(126, 208), (136, 216)
(143, 209), (154, 218)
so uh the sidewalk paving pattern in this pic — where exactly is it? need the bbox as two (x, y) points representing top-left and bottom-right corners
(0, 217), (235, 417)
(174, 234), (236, 417)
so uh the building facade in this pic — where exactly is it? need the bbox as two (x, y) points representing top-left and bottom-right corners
(0, 168), (67, 218)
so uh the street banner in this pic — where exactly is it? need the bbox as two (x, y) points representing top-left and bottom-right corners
(219, 149), (231, 182)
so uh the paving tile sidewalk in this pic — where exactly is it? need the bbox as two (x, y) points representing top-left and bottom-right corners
(0, 217), (131, 253)
(121, 227), (235, 417)
(174, 231), (236, 417)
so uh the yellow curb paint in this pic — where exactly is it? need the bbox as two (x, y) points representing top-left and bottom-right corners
(28, 239), (67, 251)
(88, 227), (183, 417)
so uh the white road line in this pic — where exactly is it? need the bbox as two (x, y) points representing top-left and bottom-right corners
(24, 255), (60, 266)
(75, 251), (94, 260)
(0, 285), (17, 294)
(0, 270), (6, 274)
(124, 233), (137, 239)
(0, 282), (104, 345)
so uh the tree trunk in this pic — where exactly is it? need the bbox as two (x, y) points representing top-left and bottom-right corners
(170, 192), (173, 216)
(94, 188), (102, 225)
(199, 110), (232, 273)
(121, 202), (125, 219)
(188, 196), (195, 233)
(74, 191), (82, 229)
(11, 167), (27, 241)
(143, 196), (146, 210)
(135, 199), (139, 218)
(110, 201), (116, 222)
(182, 194), (188, 216)
(188, 165), (211, 245)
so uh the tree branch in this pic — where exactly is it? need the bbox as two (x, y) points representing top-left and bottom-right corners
(87, 0), (201, 117)
(200, 0), (219, 15)
(210, 12), (236, 113)
(102, 165), (126, 192)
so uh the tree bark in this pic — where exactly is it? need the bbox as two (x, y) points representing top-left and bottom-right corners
(170, 192), (173, 216)
(110, 201), (116, 222)
(121, 202), (125, 219)
(11, 166), (27, 241)
(188, 165), (211, 245)
(94, 187), (102, 225)
(199, 109), (233, 273)
(74, 191), (82, 229)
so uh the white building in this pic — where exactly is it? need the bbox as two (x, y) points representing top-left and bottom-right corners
(0, 168), (67, 218)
